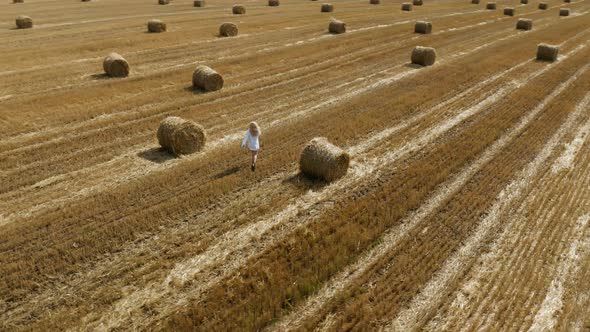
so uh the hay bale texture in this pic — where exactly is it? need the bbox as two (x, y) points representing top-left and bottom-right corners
(299, 137), (349, 182)
(370, 0), (380, 4)
(219, 22), (238, 36)
(321, 3), (334, 12)
(268, 0), (279, 6)
(516, 18), (533, 30)
(486, 2), (496, 9)
(192, 65), (224, 91)
(157, 117), (206, 156)
(329, 20), (346, 34)
(233, 5), (246, 14)
(413, 0), (423, 5)
(16, 16), (33, 29)
(103, 53), (129, 77)
(147, 19), (166, 33)
(411, 46), (436, 66)
(520, 0), (528, 4)
(538, 2), (547, 9)
(194, 0), (205, 6)
(159, 0), (169, 4)
(504, 7), (515, 15)
(471, 0), (480, 4)
(401, 3), (413, 10)
(560, 8), (570, 15)
(536, 43), (558, 61)
(414, 21), (432, 34)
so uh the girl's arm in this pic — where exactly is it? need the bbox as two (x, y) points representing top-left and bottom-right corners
(241, 131), (249, 147)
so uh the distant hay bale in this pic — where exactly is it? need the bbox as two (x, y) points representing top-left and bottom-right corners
(413, 0), (423, 5)
(411, 46), (436, 66)
(486, 2), (496, 9)
(414, 21), (432, 34)
(81, 0), (91, 2)
(194, 0), (205, 6)
(516, 18), (533, 30)
(232, 5), (246, 14)
(15, 15), (32, 29)
(401, 3), (413, 11)
(321, 3), (334, 12)
(299, 137), (349, 182)
(13, 0), (24, 3)
(504, 7), (515, 15)
(147, 19), (166, 33)
(471, 0), (479, 4)
(157, 117), (207, 156)
(192, 65), (224, 91)
(564, 0), (571, 2)
(329, 20), (346, 34)
(370, 0), (380, 4)
(103, 53), (129, 77)
(219, 22), (238, 37)
(520, 0), (528, 4)
(538, 2), (547, 9)
(158, 0), (169, 4)
(268, 0), (279, 6)
(536, 43), (559, 61)
(559, 8), (570, 16)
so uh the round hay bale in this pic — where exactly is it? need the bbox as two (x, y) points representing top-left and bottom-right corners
(329, 20), (346, 34)
(268, 0), (279, 6)
(299, 137), (349, 182)
(194, 0), (205, 6)
(103, 53), (129, 78)
(232, 5), (246, 14)
(564, 0), (571, 2)
(369, 0), (380, 4)
(13, 0), (24, 3)
(471, 0), (480, 4)
(414, 21), (432, 34)
(413, 0), (423, 5)
(520, 0), (528, 4)
(411, 46), (436, 66)
(321, 3), (334, 12)
(536, 43), (559, 61)
(157, 117), (207, 156)
(401, 2), (413, 11)
(559, 8), (570, 16)
(486, 2), (496, 9)
(147, 19), (166, 33)
(81, 0), (92, 2)
(516, 18), (533, 30)
(192, 65), (224, 91)
(504, 7), (515, 16)
(158, 0), (169, 4)
(219, 22), (238, 37)
(15, 15), (33, 29)
(538, 2), (547, 9)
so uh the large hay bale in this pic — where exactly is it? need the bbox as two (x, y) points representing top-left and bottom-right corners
(329, 20), (346, 34)
(232, 4), (246, 14)
(321, 3), (334, 12)
(486, 2), (496, 9)
(159, 0), (169, 4)
(268, 0), (279, 6)
(194, 0), (205, 6)
(520, 0), (528, 4)
(15, 15), (32, 29)
(299, 137), (349, 182)
(370, 0), (380, 4)
(559, 8), (570, 16)
(219, 22), (238, 37)
(157, 117), (207, 156)
(192, 65), (224, 91)
(411, 46), (436, 66)
(147, 19), (166, 33)
(516, 18), (533, 30)
(413, 0), (423, 5)
(401, 2), (413, 10)
(504, 7), (515, 15)
(536, 43), (559, 61)
(103, 53), (129, 77)
(414, 21), (432, 34)
(538, 2), (548, 9)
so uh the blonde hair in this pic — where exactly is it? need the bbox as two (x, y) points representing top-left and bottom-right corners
(249, 121), (261, 136)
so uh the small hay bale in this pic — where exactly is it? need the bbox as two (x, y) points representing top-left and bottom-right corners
(411, 46), (436, 66)
(13, 0), (24, 3)
(520, 0), (528, 4)
(192, 65), (224, 91)
(329, 20), (346, 34)
(559, 8), (570, 15)
(15, 15), (32, 29)
(299, 137), (349, 182)
(504, 7), (515, 15)
(413, 0), (423, 5)
(157, 117), (207, 156)
(471, 0), (480, 4)
(538, 2), (548, 9)
(268, 0), (279, 6)
(486, 2), (496, 9)
(158, 0), (169, 4)
(219, 22), (238, 37)
(232, 4), (246, 14)
(536, 43), (559, 61)
(194, 0), (205, 7)
(564, 0), (571, 2)
(414, 21), (432, 34)
(516, 18), (533, 30)
(401, 3), (413, 11)
(321, 3), (334, 12)
(147, 19), (166, 33)
(81, 0), (91, 2)
(103, 53), (129, 77)
(370, 0), (380, 4)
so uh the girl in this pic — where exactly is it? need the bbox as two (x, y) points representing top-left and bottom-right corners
(241, 121), (261, 171)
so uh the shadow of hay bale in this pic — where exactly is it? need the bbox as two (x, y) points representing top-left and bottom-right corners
(89, 73), (111, 80)
(214, 165), (242, 179)
(404, 63), (425, 69)
(137, 147), (176, 163)
(282, 173), (330, 192)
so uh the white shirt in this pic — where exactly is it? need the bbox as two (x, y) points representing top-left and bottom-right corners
(241, 130), (260, 151)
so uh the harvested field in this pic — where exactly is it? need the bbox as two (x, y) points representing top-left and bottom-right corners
(1, 0), (589, 331)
